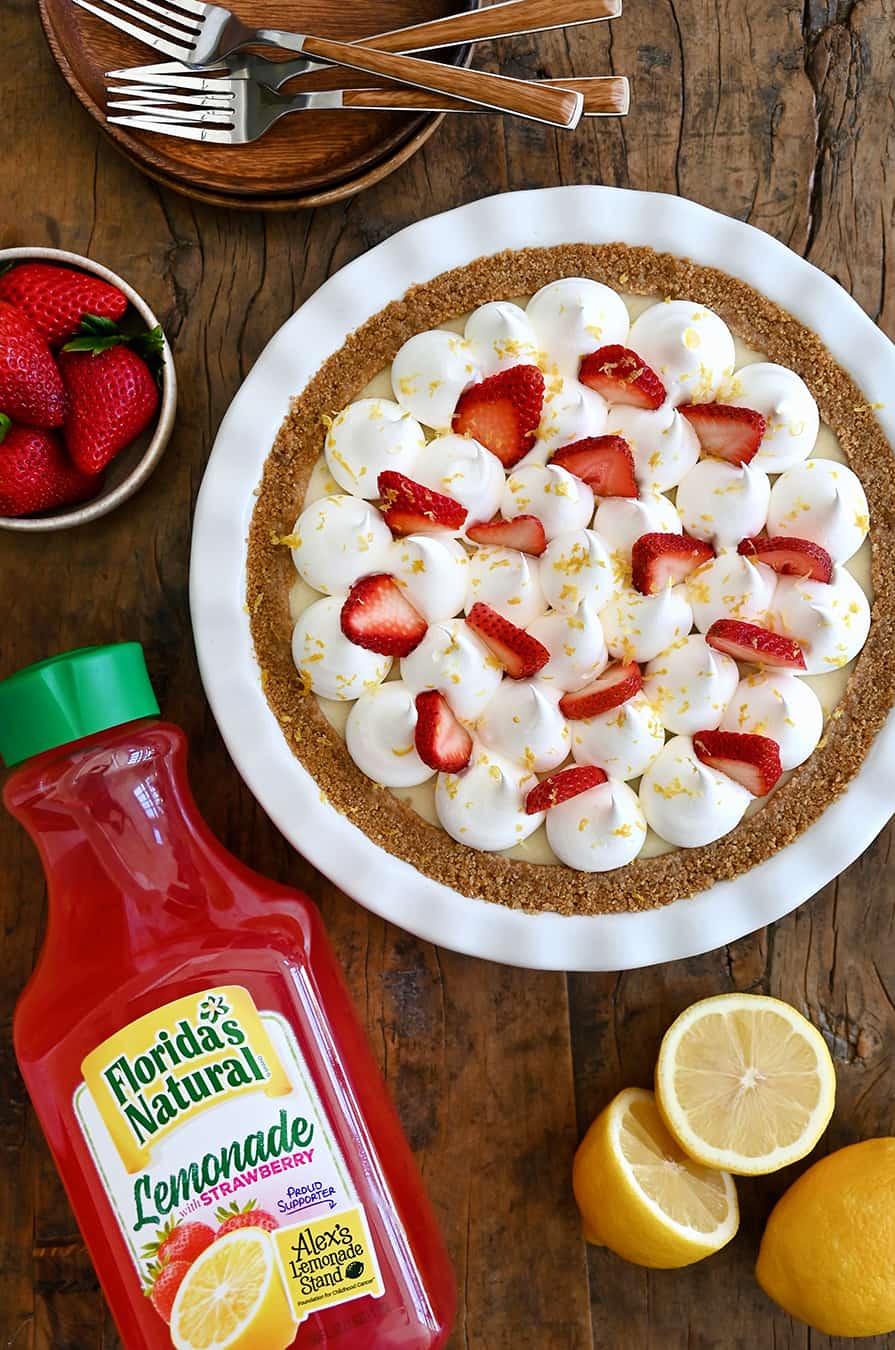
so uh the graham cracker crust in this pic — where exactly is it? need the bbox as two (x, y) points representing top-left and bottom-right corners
(246, 244), (895, 917)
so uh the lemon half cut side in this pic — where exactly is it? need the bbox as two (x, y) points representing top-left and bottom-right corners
(572, 1087), (739, 1268)
(170, 1228), (297, 1350)
(655, 992), (836, 1176)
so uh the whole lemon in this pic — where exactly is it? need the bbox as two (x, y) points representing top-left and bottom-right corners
(756, 1137), (895, 1337)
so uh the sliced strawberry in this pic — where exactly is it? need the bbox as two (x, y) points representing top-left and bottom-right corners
(578, 345), (666, 410)
(631, 532), (714, 595)
(378, 469), (466, 535)
(549, 435), (638, 497)
(340, 574), (427, 657)
(693, 729), (782, 796)
(558, 661), (642, 720)
(706, 619), (806, 671)
(451, 364), (545, 468)
(679, 402), (766, 464)
(465, 514), (547, 555)
(525, 764), (608, 815)
(737, 535), (833, 583)
(414, 690), (473, 772)
(465, 602), (550, 679)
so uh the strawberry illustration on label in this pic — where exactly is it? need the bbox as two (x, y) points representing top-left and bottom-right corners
(215, 1198), (280, 1237)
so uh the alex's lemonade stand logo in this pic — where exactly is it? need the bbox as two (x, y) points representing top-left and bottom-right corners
(74, 986), (382, 1346)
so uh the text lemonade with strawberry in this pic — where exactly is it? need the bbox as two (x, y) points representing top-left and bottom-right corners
(3, 644), (455, 1349)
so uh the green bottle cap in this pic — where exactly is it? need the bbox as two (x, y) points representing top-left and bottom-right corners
(0, 643), (160, 768)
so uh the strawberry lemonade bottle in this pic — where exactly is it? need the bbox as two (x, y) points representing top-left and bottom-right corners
(1, 644), (455, 1350)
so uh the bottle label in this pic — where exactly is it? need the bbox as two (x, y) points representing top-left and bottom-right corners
(74, 985), (383, 1345)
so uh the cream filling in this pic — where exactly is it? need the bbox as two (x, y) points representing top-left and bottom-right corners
(288, 295), (873, 865)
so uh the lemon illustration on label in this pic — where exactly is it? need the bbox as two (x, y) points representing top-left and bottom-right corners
(170, 1229), (297, 1350)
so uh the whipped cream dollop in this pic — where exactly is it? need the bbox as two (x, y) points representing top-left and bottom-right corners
(389, 533), (469, 622)
(435, 747), (543, 850)
(292, 595), (391, 701)
(721, 670), (823, 770)
(546, 778), (647, 871)
(640, 734), (752, 847)
(464, 301), (540, 375)
(528, 375), (608, 461)
(687, 549), (778, 633)
(391, 330), (480, 430)
(345, 681), (434, 787)
(290, 494), (394, 595)
(400, 618), (502, 722)
(644, 634), (739, 734)
(606, 400), (700, 493)
(527, 603), (609, 691)
(325, 399), (426, 498)
(628, 301), (735, 405)
(772, 565), (871, 674)
(767, 458), (869, 563)
(600, 585), (693, 663)
(414, 432), (505, 526)
(723, 362), (819, 473)
(570, 690), (665, 780)
(465, 544), (547, 625)
(676, 458), (771, 548)
(502, 463), (595, 539)
(540, 528), (615, 615)
(476, 679), (570, 772)
(526, 277), (630, 375)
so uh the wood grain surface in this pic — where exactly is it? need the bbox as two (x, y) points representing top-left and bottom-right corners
(2, 0), (895, 1346)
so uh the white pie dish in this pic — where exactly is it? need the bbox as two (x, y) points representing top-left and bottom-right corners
(190, 185), (895, 972)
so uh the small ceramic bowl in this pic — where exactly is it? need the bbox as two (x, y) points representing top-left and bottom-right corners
(0, 246), (177, 533)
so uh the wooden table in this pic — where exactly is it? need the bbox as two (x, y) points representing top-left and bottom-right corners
(2, 2), (894, 1346)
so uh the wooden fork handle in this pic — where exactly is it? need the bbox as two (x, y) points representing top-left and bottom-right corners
(342, 77), (630, 118)
(357, 0), (622, 54)
(288, 34), (583, 127)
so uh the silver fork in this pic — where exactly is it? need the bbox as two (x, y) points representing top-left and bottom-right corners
(106, 75), (631, 143)
(99, 0), (621, 91)
(73, 0), (585, 127)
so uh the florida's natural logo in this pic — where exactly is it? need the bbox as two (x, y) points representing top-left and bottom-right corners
(82, 987), (291, 1172)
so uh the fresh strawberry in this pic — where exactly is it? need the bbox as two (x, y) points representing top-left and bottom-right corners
(631, 532), (714, 595)
(451, 364), (545, 468)
(147, 1260), (190, 1324)
(680, 402), (766, 465)
(558, 661), (642, 720)
(578, 345), (666, 410)
(378, 469), (466, 535)
(0, 262), (128, 347)
(693, 729), (783, 796)
(549, 434), (638, 497)
(414, 690), (473, 772)
(59, 318), (163, 473)
(465, 602), (550, 679)
(737, 535), (833, 583)
(215, 1200), (278, 1237)
(0, 417), (99, 517)
(0, 301), (68, 428)
(524, 764), (607, 815)
(465, 514), (547, 555)
(156, 1221), (215, 1267)
(706, 619), (806, 671)
(340, 574), (427, 657)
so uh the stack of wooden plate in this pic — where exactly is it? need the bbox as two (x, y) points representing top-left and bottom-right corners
(38, 0), (477, 209)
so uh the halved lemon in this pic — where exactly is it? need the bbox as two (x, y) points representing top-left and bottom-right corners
(170, 1228), (297, 1350)
(655, 993), (836, 1176)
(572, 1087), (739, 1268)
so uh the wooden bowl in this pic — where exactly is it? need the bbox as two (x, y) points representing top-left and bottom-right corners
(0, 247), (177, 534)
(37, 0), (476, 206)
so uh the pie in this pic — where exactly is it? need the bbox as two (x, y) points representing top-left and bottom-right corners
(246, 245), (895, 916)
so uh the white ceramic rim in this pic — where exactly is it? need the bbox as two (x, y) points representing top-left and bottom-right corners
(0, 246), (178, 533)
(190, 186), (895, 972)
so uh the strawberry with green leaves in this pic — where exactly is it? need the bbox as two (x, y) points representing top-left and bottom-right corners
(145, 1259), (191, 1324)
(215, 1198), (279, 1237)
(141, 1217), (215, 1269)
(0, 414), (99, 517)
(59, 317), (163, 474)
(0, 261), (128, 347)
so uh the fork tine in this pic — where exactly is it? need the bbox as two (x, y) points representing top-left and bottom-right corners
(105, 59), (228, 78)
(73, 0), (188, 55)
(122, 0), (202, 33)
(107, 88), (235, 109)
(107, 71), (232, 90)
(145, 0), (208, 14)
(108, 101), (234, 123)
(108, 114), (235, 143)
(108, 80), (235, 98)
